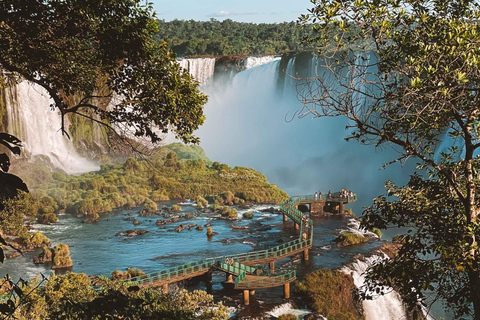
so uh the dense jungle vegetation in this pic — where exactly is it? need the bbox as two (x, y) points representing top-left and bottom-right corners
(9, 143), (287, 227)
(154, 19), (316, 56)
(1, 273), (229, 319)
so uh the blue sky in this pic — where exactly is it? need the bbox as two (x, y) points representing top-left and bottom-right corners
(150, 0), (312, 23)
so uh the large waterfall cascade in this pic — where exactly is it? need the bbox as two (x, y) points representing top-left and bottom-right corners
(244, 55), (281, 69)
(4, 81), (99, 174)
(341, 255), (409, 320)
(177, 58), (216, 85)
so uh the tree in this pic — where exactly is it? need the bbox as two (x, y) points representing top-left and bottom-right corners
(0, 0), (207, 145)
(299, 1), (480, 319)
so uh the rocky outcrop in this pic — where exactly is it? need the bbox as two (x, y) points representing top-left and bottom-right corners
(115, 230), (149, 237)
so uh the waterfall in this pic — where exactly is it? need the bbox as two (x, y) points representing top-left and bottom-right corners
(341, 255), (409, 320)
(197, 54), (413, 212)
(4, 81), (99, 174)
(178, 58), (216, 85)
(244, 55), (281, 69)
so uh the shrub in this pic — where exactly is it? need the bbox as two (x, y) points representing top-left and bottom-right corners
(392, 235), (406, 244)
(371, 228), (382, 238)
(196, 196), (208, 209)
(295, 269), (363, 320)
(23, 231), (51, 247)
(40, 213), (58, 224)
(279, 314), (298, 320)
(206, 227), (214, 236)
(143, 199), (157, 212)
(335, 233), (368, 247)
(344, 208), (355, 216)
(171, 204), (181, 212)
(53, 243), (72, 267)
(242, 211), (254, 219)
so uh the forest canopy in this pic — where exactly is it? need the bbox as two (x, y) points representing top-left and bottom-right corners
(154, 19), (316, 56)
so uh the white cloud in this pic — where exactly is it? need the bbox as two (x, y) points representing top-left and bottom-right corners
(209, 11), (260, 17)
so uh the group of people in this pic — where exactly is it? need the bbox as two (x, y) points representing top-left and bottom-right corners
(339, 189), (354, 198)
(314, 189), (354, 200)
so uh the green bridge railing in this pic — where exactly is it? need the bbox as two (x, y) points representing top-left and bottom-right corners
(122, 196), (314, 289)
(294, 193), (357, 203)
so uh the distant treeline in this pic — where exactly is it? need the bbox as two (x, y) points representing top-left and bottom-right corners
(155, 19), (317, 57)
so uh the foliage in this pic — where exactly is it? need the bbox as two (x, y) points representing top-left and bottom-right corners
(295, 269), (364, 320)
(143, 199), (157, 212)
(196, 196), (208, 209)
(111, 268), (145, 280)
(242, 212), (254, 219)
(155, 19), (315, 56)
(371, 228), (382, 239)
(171, 205), (182, 212)
(6, 273), (229, 319)
(392, 235), (406, 244)
(25, 147), (287, 219)
(0, 0), (207, 145)
(22, 232), (51, 248)
(299, 0), (480, 318)
(0, 191), (39, 239)
(165, 143), (212, 166)
(335, 233), (367, 247)
(278, 314), (298, 320)
(0, 133), (27, 208)
(206, 227), (214, 236)
(52, 243), (72, 268)
(344, 208), (355, 217)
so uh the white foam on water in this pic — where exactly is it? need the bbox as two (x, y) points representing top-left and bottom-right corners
(266, 302), (318, 319)
(244, 56), (281, 69)
(341, 255), (408, 320)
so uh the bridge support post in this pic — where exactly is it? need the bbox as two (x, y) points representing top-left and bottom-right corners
(243, 290), (250, 305)
(162, 283), (168, 294)
(284, 282), (290, 299)
(303, 249), (309, 261)
(206, 271), (213, 294)
(269, 261), (275, 274)
(339, 201), (345, 215)
(283, 214), (288, 223)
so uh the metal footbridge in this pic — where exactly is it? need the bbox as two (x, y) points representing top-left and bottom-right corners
(120, 196), (314, 304)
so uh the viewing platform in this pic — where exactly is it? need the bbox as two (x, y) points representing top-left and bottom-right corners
(293, 192), (356, 216)
(115, 194), (324, 305)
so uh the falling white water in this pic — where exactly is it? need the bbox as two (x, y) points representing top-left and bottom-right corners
(4, 81), (99, 174)
(244, 55), (281, 69)
(339, 217), (379, 238)
(266, 302), (317, 319)
(197, 55), (413, 213)
(341, 255), (408, 320)
(178, 58), (216, 85)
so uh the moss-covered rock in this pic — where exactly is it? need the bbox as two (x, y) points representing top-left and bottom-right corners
(335, 232), (368, 247)
(242, 211), (254, 219)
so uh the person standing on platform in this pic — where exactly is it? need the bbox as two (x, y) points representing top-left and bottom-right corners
(314, 192), (318, 200)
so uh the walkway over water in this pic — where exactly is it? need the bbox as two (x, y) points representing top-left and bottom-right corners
(119, 194), (353, 304)
(295, 193), (357, 215)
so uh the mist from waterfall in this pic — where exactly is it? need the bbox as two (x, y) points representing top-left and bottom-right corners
(197, 55), (415, 212)
(4, 81), (99, 174)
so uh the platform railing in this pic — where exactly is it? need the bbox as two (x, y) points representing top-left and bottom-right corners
(122, 196), (314, 289)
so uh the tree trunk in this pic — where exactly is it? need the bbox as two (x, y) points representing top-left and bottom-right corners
(469, 271), (480, 320)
